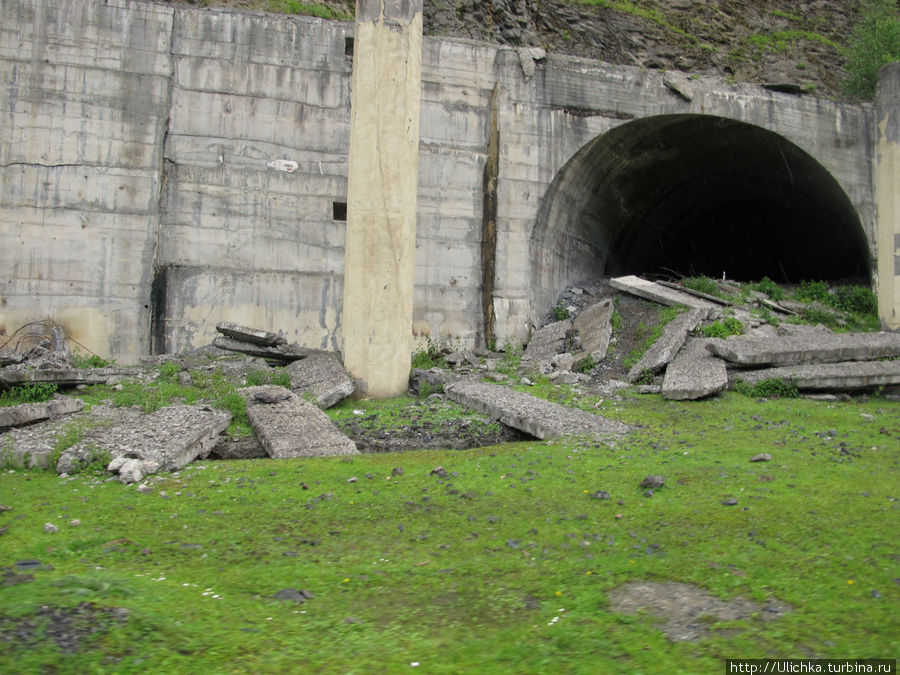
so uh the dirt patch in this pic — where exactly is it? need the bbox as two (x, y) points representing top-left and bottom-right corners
(0, 602), (129, 654)
(608, 581), (791, 641)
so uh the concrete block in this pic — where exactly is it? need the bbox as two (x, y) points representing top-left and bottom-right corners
(708, 332), (900, 367)
(286, 351), (355, 409)
(729, 360), (900, 391)
(216, 322), (287, 347)
(240, 385), (357, 458)
(662, 338), (728, 400)
(573, 299), (614, 361)
(627, 308), (705, 382)
(0, 396), (84, 430)
(610, 276), (718, 314)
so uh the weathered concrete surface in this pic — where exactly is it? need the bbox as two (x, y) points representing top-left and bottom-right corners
(877, 63), (900, 330)
(626, 308), (705, 382)
(0, 367), (135, 387)
(729, 360), (900, 391)
(0, 396), (84, 430)
(521, 319), (571, 370)
(445, 380), (630, 441)
(215, 322), (286, 347)
(610, 277), (717, 314)
(662, 338), (728, 400)
(240, 385), (357, 458)
(573, 299), (614, 361)
(212, 337), (312, 363)
(56, 405), (230, 480)
(286, 351), (355, 409)
(707, 331), (900, 367)
(341, 0), (423, 397)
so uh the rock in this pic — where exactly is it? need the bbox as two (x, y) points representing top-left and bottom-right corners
(0, 367), (133, 388)
(430, 466), (450, 479)
(212, 336), (311, 363)
(591, 490), (611, 500)
(640, 475), (665, 489)
(44, 523), (58, 533)
(286, 351), (355, 408)
(253, 390), (292, 404)
(708, 331), (900, 367)
(643, 489), (654, 498)
(749, 453), (772, 462)
(551, 353), (575, 371)
(729, 360), (900, 391)
(0, 396), (84, 430)
(69, 519), (81, 527)
(392, 467), (404, 476)
(273, 588), (313, 603)
(722, 498), (738, 506)
(572, 298), (615, 362)
(521, 319), (572, 371)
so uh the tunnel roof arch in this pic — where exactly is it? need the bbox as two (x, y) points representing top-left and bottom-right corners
(530, 114), (872, 319)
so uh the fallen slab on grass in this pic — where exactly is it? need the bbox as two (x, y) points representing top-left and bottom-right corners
(56, 404), (231, 482)
(0, 396), (84, 430)
(240, 385), (358, 458)
(626, 308), (705, 382)
(609, 275), (717, 314)
(521, 319), (571, 371)
(729, 360), (900, 391)
(708, 331), (900, 367)
(0, 367), (135, 387)
(662, 338), (728, 400)
(444, 380), (630, 441)
(286, 351), (355, 409)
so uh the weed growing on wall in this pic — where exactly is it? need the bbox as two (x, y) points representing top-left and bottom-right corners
(843, 0), (900, 100)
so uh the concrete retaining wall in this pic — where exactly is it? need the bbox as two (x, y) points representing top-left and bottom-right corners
(0, 0), (881, 361)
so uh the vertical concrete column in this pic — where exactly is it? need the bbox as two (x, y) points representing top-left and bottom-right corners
(876, 62), (900, 331)
(342, 0), (423, 397)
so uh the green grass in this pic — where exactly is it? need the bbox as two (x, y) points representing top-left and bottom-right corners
(0, 382), (58, 407)
(1, 390), (898, 672)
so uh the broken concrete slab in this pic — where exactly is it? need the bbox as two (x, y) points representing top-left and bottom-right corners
(240, 385), (358, 458)
(729, 360), (900, 391)
(56, 404), (231, 481)
(212, 336), (312, 362)
(572, 299), (614, 361)
(0, 367), (135, 387)
(609, 275), (717, 315)
(658, 281), (730, 306)
(49, 326), (73, 363)
(285, 351), (355, 408)
(0, 396), (84, 430)
(708, 331), (900, 367)
(215, 321), (287, 347)
(627, 308), (705, 382)
(444, 380), (630, 441)
(521, 319), (571, 371)
(662, 338), (728, 400)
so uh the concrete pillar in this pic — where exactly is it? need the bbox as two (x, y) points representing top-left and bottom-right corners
(876, 62), (900, 331)
(342, 0), (423, 397)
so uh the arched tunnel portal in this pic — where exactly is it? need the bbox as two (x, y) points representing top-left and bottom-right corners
(530, 114), (872, 318)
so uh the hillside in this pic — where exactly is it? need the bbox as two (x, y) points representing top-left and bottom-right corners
(166, 0), (866, 99)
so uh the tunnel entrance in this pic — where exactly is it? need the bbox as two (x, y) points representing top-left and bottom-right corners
(531, 114), (871, 316)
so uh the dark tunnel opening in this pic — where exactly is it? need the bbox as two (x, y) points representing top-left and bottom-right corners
(531, 114), (872, 316)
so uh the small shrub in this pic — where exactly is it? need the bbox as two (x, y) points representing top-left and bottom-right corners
(700, 318), (744, 339)
(552, 303), (571, 321)
(831, 285), (878, 317)
(682, 276), (719, 297)
(610, 309), (623, 333)
(0, 382), (58, 407)
(72, 352), (110, 369)
(734, 378), (799, 398)
(271, 368), (292, 388)
(756, 277), (785, 301)
(411, 338), (446, 370)
(574, 355), (597, 374)
(245, 369), (271, 387)
(798, 307), (841, 330)
(796, 280), (830, 304)
(843, 0), (900, 100)
(158, 361), (180, 382)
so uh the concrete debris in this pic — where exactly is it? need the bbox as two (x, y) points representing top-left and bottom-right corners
(212, 336), (313, 363)
(0, 367), (134, 387)
(408, 368), (447, 396)
(662, 338), (728, 400)
(728, 360), (900, 391)
(658, 280), (730, 306)
(56, 405), (230, 482)
(444, 380), (630, 441)
(627, 308), (705, 382)
(521, 319), (572, 372)
(572, 299), (615, 362)
(0, 396), (84, 430)
(286, 351), (356, 409)
(708, 331), (900, 367)
(239, 385), (358, 458)
(609, 275), (717, 315)
(215, 321), (287, 347)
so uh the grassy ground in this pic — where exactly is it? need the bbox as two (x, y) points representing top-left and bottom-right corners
(1, 388), (898, 673)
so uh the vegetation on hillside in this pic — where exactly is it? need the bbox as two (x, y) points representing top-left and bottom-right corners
(843, 0), (900, 99)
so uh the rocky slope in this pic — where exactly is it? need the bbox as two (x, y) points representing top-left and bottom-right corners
(168, 0), (864, 99)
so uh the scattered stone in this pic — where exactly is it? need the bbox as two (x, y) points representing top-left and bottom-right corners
(0, 504), (11, 513)
(749, 453), (772, 462)
(240, 386), (357, 458)
(286, 351), (355, 408)
(520, 376), (533, 386)
(591, 490), (611, 500)
(640, 475), (665, 489)
(627, 308), (705, 382)
(215, 321), (287, 347)
(445, 380), (630, 441)
(722, 498), (738, 506)
(662, 337), (728, 400)
(430, 466), (450, 479)
(392, 467), (404, 477)
(44, 523), (58, 533)
(69, 519), (81, 527)
(643, 489), (654, 498)
(347, 476), (358, 483)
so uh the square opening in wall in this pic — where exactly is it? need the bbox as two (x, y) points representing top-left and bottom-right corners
(333, 201), (347, 221)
